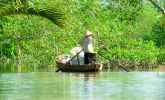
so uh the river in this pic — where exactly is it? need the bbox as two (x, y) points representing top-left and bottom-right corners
(0, 72), (164, 100)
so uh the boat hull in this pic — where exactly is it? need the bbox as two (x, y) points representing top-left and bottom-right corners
(56, 61), (102, 72)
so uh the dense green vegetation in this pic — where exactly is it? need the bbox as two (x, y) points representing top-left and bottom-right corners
(0, 0), (165, 72)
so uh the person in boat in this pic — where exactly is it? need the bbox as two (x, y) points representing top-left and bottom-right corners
(79, 30), (96, 64)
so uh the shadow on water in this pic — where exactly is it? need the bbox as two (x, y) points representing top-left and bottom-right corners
(66, 72), (98, 100)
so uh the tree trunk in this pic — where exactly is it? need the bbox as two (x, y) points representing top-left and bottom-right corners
(16, 41), (21, 72)
(0, 46), (2, 65)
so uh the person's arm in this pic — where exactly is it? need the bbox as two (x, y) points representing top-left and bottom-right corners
(79, 36), (85, 45)
(92, 36), (97, 44)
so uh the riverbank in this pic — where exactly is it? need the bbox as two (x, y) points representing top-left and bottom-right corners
(154, 65), (165, 71)
(102, 61), (165, 72)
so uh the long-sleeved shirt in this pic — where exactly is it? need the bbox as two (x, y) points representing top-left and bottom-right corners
(79, 35), (95, 53)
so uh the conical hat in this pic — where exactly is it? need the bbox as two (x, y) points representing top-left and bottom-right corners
(85, 30), (93, 36)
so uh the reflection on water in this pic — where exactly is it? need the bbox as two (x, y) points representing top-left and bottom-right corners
(0, 72), (165, 100)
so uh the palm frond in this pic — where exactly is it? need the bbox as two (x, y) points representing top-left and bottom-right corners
(0, 0), (64, 28)
(28, 7), (64, 28)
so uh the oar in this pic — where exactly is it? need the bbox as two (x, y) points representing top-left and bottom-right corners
(55, 49), (83, 72)
(97, 53), (130, 72)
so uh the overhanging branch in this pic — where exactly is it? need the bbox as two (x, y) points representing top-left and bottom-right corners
(148, 0), (165, 14)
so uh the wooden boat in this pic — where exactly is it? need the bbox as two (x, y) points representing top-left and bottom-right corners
(56, 60), (102, 72)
